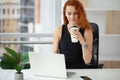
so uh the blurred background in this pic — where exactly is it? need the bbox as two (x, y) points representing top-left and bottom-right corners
(0, 0), (120, 68)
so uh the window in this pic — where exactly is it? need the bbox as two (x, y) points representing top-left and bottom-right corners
(0, 0), (60, 55)
(12, 9), (15, 14)
(3, 9), (5, 14)
(7, 9), (10, 14)
(0, 20), (1, 27)
(0, 9), (1, 15)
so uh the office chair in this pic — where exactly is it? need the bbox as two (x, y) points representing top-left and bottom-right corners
(66, 23), (104, 69)
(87, 22), (104, 68)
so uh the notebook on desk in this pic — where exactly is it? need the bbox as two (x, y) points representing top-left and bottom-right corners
(29, 53), (72, 79)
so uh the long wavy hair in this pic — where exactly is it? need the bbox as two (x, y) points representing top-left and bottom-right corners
(63, 0), (91, 29)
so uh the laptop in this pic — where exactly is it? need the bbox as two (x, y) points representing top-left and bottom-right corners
(29, 53), (69, 79)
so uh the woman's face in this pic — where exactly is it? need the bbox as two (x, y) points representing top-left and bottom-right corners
(65, 5), (78, 25)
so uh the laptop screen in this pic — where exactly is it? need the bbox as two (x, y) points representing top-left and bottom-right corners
(29, 53), (67, 79)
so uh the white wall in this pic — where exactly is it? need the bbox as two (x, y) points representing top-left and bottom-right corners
(86, 11), (106, 35)
(87, 0), (120, 9)
(40, 0), (56, 33)
(99, 35), (120, 61)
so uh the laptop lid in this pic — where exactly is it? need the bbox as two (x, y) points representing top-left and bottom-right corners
(29, 53), (67, 79)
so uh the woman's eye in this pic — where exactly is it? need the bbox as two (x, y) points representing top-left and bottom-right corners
(67, 13), (71, 15)
(67, 12), (77, 15)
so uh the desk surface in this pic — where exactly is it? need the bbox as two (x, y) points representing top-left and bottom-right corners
(0, 68), (120, 80)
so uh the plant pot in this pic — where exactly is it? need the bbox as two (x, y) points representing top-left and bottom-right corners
(15, 72), (24, 80)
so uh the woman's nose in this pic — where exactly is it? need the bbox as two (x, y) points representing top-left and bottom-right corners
(70, 14), (74, 19)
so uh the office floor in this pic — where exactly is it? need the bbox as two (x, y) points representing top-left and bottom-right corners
(100, 61), (120, 68)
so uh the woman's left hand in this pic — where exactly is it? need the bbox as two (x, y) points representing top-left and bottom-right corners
(70, 30), (85, 45)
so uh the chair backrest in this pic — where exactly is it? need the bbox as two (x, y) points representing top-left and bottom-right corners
(89, 23), (99, 68)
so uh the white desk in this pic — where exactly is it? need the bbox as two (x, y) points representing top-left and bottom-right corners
(0, 68), (120, 80)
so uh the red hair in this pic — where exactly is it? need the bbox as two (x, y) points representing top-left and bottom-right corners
(63, 0), (91, 29)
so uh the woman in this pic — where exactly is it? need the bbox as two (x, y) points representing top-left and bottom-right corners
(53, 0), (93, 68)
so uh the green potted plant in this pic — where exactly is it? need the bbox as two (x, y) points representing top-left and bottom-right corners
(0, 47), (30, 80)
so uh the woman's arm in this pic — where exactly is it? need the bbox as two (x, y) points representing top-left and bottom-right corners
(70, 29), (93, 64)
(82, 29), (93, 64)
(53, 26), (62, 53)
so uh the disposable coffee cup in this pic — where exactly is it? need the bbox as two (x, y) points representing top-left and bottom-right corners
(70, 26), (79, 43)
